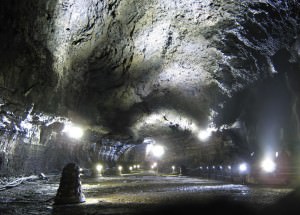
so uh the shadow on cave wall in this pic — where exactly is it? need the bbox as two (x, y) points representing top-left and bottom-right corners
(0, 0), (59, 112)
(214, 47), (300, 163)
(0, 0), (62, 176)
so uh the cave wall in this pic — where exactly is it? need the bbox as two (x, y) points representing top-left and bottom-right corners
(1, 0), (300, 175)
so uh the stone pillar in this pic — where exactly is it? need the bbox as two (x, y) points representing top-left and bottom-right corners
(54, 163), (85, 204)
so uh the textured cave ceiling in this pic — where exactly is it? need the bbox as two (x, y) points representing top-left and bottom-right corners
(1, 0), (300, 173)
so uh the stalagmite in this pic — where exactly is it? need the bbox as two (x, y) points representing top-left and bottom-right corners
(54, 163), (85, 205)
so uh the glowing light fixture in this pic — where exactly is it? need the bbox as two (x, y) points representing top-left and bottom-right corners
(152, 162), (157, 169)
(198, 126), (215, 141)
(118, 166), (123, 171)
(239, 163), (247, 173)
(151, 145), (165, 157)
(96, 164), (103, 173)
(198, 130), (211, 141)
(261, 158), (276, 173)
(63, 123), (83, 139)
(129, 166), (133, 171)
(171, 165), (175, 173)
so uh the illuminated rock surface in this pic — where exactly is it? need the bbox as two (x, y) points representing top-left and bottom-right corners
(0, 0), (300, 182)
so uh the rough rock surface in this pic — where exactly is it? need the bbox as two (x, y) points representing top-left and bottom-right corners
(54, 163), (85, 204)
(0, 0), (300, 174)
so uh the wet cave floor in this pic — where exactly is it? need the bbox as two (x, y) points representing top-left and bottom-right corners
(0, 171), (297, 215)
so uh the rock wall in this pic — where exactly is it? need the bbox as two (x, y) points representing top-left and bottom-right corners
(1, 0), (300, 175)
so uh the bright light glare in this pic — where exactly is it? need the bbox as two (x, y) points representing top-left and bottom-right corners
(129, 166), (133, 171)
(239, 163), (247, 172)
(151, 145), (165, 157)
(198, 129), (212, 141)
(118, 166), (123, 171)
(63, 123), (83, 139)
(261, 158), (276, 173)
(172, 165), (175, 170)
(96, 164), (103, 172)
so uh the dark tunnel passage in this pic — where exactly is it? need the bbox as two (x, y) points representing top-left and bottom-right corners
(1, 0), (300, 214)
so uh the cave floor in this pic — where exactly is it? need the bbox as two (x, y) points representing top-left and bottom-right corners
(0, 171), (296, 215)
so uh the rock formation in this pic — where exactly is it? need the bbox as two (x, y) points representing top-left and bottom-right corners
(0, 0), (299, 176)
(54, 163), (85, 204)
